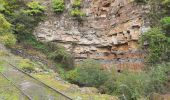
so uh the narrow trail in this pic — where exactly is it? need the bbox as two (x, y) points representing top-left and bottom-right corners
(0, 61), (72, 100)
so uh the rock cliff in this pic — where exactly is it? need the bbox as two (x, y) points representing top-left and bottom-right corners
(34, 0), (149, 70)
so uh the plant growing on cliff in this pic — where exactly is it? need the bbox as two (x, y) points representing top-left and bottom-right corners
(24, 1), (45, 15)
(70, 8), (85, 17)
(0, 14), (16, 46)
(140, 28), (170, 63)
(70, 0), (85, 19)
(134, 0), (147, 3)
(161, 17), (170, 35)
(52, 0), (65, 13)
(72, 0), (81, 8)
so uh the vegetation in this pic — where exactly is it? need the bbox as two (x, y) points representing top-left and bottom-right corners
(101, 63), (170, 100)
(72, 0), (82, 8)
(70, 0), (85, 18)
(24, 1), (46, 15)
(48, 44), (73, 69)
(161, 17), (170, 35)
(134, 0), (147, 3)
(66, 59), (109, 87)
(140, 28), (170, 63)
(0, 14), (16, 46)
(52, 0), (65, 13)
(70, 8), (85, 17)
(18, 59), (35, 72)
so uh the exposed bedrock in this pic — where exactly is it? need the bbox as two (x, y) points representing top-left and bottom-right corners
(34, 0), (150, 70)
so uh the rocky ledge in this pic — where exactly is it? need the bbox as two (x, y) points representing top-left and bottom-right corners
(34, 0), (150, 70)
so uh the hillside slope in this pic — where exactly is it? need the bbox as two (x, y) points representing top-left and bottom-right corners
(0, 44), (117, 100)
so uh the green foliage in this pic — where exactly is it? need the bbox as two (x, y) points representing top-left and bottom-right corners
(0, 33), (16, 46)
(115, 72), (148, 100)
(0, 0), (6, 11)
(66, 59), (109, 87)
(70, 8), (85, 17)
(24, 1), (45, 15)
(0, 14), (16, 46)
(101, 63), (170, 100)
(72, 0), (81, 8)
(140, 28), (170, 63)
(48, 44), (73, 69)
(134, 0), (147, 3)
(146, 63), (170, 93)
(18, 59), (35, 72)
(70, 0), (85, 19)
(160, 17), (170, 34)
(52, 0), (65, 13)
(0, 13), (11, 34)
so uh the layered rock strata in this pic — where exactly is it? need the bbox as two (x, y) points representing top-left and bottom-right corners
(34, 0), (149, 70)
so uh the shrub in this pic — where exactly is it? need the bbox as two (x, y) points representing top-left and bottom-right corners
(66, 59), (109, 87)
(0, 14), (11, 34)
(70, 8), (85, 17)
(24, 1), (45, 15)
(115, 71), (149, 100)
(160, 17), (170, 34)
(140, 28), (170, 63)
(0, 0), (6, 11)
(18, 59), (35, 72)
(146, 63), (170, 93)
(72, 0), (81, 8)
(134, 0), (147, 3)
(48, 45), (71, 64)
(52, 0), (65, 13)
(0, 33), (16, 46)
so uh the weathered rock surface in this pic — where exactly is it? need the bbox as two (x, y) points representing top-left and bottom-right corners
(34, 0), (149, 70)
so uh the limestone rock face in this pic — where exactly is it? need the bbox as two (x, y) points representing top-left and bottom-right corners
(34, 0), (149, 70)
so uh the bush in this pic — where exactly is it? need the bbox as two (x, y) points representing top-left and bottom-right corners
(160, 17), (170, 34)
(52, 0), (65, 13)
(18, 59), (35, 72)
(70, 8), (85, 17)
(66, 59), (109, 87)
(101, 63), (170, 100)
(140, 28), (170, 63)
(48, 45), (71, 63)
(0, 33), (16, 46)
(24, 1), (45, 15)
(72, 0), (81, 8)
(0, 14), (11, 34)
(146, 63), (170, 93)
(134, 0), (147, 3)
(115, 71), (149, 100)
(0, 0), (6, 11)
